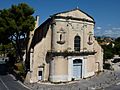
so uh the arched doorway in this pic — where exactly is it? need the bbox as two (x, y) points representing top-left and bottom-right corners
(73, 59), (82, 79)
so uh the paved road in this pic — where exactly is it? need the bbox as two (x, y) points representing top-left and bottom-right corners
(25, 62), (120, 90)
(25, 70), (120, 90)
(105, 69), (120, 90)
(0, 62), (30, 90)
(105, 84), (120, 90)
(0, 74), (30, 90)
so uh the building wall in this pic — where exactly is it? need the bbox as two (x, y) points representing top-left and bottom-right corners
(84, 55), (95, 78)
(49, 16), (96, 82)
(50, 56), (68, 82)
(52, 19), (94, 52)
(30, 24), (51, 82)
(94, 40), (103, 72)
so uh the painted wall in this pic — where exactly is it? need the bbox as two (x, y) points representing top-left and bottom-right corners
(94, 40), (103, 72)
(50, 56), (68, 82)
(30, 24), (51, 82)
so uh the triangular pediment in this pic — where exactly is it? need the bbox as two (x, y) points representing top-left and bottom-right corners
(53, 8), (94, 22)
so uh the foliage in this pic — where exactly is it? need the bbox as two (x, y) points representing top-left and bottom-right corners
(103, 63), (112, 70)
(96, 37), (113, 61)
(0, 43), (15, 56)
(96, 36), (120, 62)
(14, 62), (25, 74)
(114, 37), (120, 55)
(101, 43), (114, 60)
(0, 3), (35, 60)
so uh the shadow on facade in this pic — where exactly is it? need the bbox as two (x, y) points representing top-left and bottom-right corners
(31, 18), (51, 48)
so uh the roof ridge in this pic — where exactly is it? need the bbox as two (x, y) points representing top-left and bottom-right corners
(51, 8), (94, 21)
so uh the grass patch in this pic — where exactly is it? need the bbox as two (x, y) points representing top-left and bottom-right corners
(13, 62), (26, 82)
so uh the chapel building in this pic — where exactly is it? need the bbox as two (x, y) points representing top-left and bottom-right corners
(26, 8), (103, 83)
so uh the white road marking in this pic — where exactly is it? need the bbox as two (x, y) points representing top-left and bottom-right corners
(0, 78), (9, 90)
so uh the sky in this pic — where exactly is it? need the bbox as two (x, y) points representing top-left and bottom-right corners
(1, 0), (120, 38)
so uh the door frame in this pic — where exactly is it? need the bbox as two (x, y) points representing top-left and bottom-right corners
(68, 56), (85, 81)
(73, 59), (82, 79)
(38, 67), (43, 81)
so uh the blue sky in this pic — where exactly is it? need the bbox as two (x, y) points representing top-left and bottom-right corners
(1, 0), (120, 38)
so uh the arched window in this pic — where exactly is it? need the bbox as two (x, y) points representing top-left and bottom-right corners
(74, 36), (80, 51)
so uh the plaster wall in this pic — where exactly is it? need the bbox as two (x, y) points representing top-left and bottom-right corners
(94, 40), (103, 72)
(30, 25), (51, 82)
(50, 56), (68, 82)
(52, 19), (94, 52)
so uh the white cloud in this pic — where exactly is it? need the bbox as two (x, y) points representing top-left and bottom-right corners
(112, 27), (120, 30)
(103, 28), (120, 38)
(96, 26), (102, 30)
(95, 26), (120, 38)
(104, 29), (113, 35)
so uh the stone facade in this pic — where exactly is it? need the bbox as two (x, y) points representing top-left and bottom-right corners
(26, 8), (103, 83)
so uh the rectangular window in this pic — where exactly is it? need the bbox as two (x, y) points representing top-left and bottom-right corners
(38, 71), (42, 76)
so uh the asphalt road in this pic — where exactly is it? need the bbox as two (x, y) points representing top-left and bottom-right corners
(0, 74), (30, 90)
(0, 62), (30, 90)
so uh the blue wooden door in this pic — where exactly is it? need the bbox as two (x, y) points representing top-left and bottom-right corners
(73, 59), (82, 79)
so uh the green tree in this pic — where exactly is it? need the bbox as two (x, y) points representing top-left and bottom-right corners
(102, 43), (114, 61)
(114, 37), (120, 55)
(0, 3), (35, 60)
